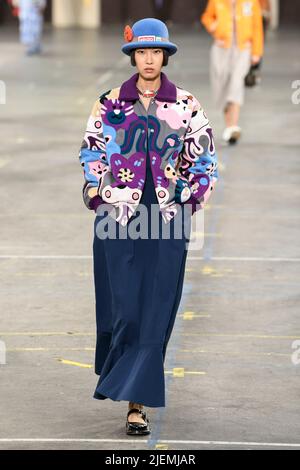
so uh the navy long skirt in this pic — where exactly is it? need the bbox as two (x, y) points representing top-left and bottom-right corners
(92, 153), (191, 407)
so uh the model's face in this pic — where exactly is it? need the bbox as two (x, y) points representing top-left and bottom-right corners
(134, 48), (164, 80)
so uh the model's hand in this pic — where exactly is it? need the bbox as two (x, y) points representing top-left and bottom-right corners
(209, 20), (218, 33)
(251, 55), (261, 65)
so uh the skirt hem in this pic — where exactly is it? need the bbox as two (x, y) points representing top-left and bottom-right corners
(93, 342), (166, 408)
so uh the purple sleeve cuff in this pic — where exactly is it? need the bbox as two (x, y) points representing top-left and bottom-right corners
(89, 195), (104, 212)
(184, 196), (199, 215)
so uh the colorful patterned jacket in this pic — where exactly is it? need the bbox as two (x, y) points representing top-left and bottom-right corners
(78, 71), (218, 226)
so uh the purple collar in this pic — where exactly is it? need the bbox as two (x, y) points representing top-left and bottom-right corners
(119, 71), (177, 103)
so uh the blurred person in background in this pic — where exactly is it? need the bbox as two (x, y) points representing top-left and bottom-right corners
(151, 0), (174, 26)
(255, 0), (271, 71)
(12, 0), (46, 55)
(245, 0), (271, 86)
(259, 0), (271, 32)
(201, 0), (264, 144)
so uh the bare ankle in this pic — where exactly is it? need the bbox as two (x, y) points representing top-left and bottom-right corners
(128, 401), (144, 410)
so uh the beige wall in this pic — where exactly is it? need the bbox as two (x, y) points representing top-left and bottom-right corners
(52, 0), (101, 28)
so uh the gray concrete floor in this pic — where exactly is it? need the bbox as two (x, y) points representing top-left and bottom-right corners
(0, 24), (300, 450)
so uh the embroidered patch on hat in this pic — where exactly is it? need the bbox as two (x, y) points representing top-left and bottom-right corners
(124, 25), (133, 42)
(138, 35), (156, 42)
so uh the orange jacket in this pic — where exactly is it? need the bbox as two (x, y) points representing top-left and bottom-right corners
(201, 0), (264, 57)
(258, 0), (270, 13)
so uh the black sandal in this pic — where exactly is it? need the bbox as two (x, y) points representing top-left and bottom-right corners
(126, 407), (151, 435)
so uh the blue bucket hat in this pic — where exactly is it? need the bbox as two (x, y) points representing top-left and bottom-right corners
(122, 18), (178, 56)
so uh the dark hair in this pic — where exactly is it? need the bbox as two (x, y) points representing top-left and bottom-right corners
(130, 48), (169, 67)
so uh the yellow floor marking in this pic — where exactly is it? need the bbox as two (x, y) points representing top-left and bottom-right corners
(0, 214), (89, 218)
(0, 158), (10, 169)
(181, 333), (300, 339)
(186, 268), (232, 276)
(57, 360), (206, 375)
(14, 272), (92, 277)
(180, 349), (207, 353)
(8, 348), (54, 352)
(16, 137), (28, 144)
(58, 359), (92, 368)
(201, 265), (233, 276)
(155, 444), (169, 449)
(181, 311), (210, 319)
(15, 272), (59, 277)
(184, 371), (207, 375)
(203, 204), (226, 210)
(7, 348), (94, 352)
(205, 204), (224, 210)
(1, 332), (299, 340)
(172, 367), (184, 377)
(6, 348), (291, 358)
(0, 332), (94, 336)
(179, 349), (291, 357)
(165, 368), (207, 377)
